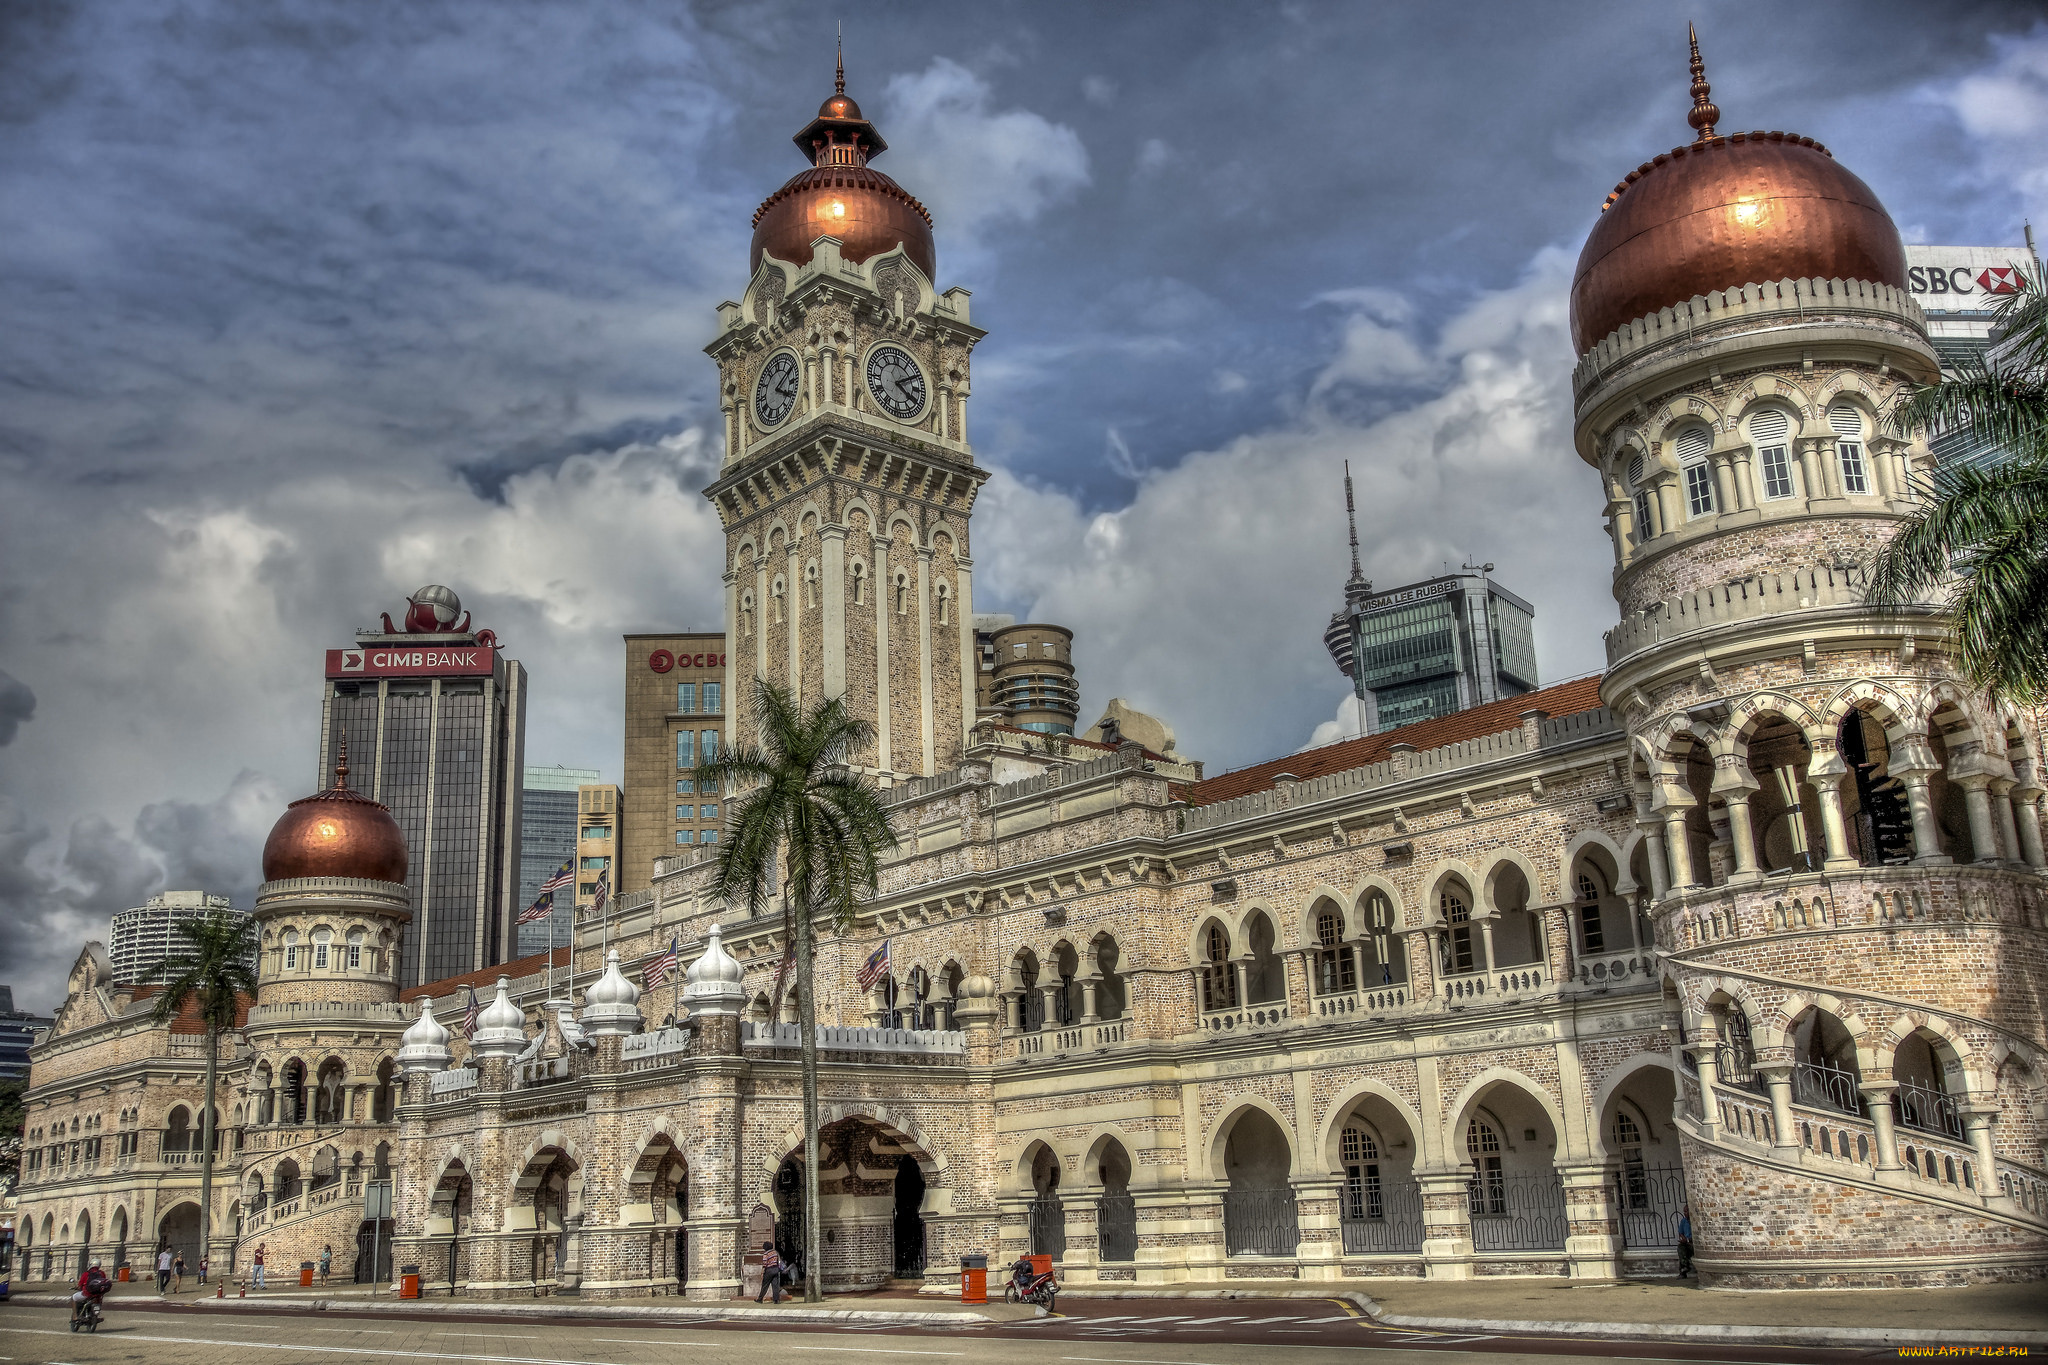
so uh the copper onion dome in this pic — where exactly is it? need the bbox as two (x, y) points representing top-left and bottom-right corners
(260, 741), (409, 884)
(749, 45), (936, 283)
(1569, 25), (1907, 354)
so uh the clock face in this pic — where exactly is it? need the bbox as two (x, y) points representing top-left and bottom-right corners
(753, 352), (800, 427)
(864, 344), (928, 422)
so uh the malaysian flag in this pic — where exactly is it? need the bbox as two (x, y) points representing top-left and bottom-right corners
(590, 869), (610, 918)
(537, 860), (574, 895)
(855, 939), (891, 992)
(516, 890), (554, 926)
(644, 936), (679, 990)
(460, 985), (481, 1041)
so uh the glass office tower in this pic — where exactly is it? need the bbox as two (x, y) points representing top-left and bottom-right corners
(516, 766), (598, 956)
(1331, 572), (1539, 735)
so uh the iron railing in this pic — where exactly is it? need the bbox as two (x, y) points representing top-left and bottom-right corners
(1466, 1170), (1568, 1251)
(1790, 1060), (1862, 1116)
(1613, 1163), (1687, 1250)
(1028, 1193), (1066, 1260)
(1222, 1188), (1300, 1258)
(1339, 1177), (1424, 1253)
(1097, 1194), (1137, 1262)
(1713, 1043), (1765, 1095)
(1893, 1079), (1964, 1140)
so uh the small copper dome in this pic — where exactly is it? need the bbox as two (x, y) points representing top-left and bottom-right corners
(749, 56), (936, 283)
(261, 746), (408, 884)
(1569, 30), (1907, 353)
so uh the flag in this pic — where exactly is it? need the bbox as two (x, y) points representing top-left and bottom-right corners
(516, 890), (554, 925)
(590, 869), (610, 917)
(461, 985), (480, 1041)
(644, 936), (679, 990)
(538, 860), (574, 895)
(856, 939), (891, 992)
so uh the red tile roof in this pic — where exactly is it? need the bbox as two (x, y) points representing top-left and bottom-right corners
(125, 985), (254, 1034)
(402, 946), (571, 1003)
(1185, 674), (1606, 807)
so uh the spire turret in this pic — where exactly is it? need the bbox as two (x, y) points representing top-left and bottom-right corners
(1686, 22), (1720, 142)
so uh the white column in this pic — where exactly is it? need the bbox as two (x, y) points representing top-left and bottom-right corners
(956, 556), (978, 750)
(1991, 779), (2024, 865)
(874, 541), (892, 774)
(753, 556), (769, 683)
(822, 526), (847, 702)
(785, 538), (801, 705)
(2012, 786), (2047, 868)
(1957, 776), (2000, 866)
(916, 547), (936, 777)
(723, 569), (739, 754)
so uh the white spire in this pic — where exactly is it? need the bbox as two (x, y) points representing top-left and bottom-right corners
(581, 948), (644, 1037)
(397, 997), (452, 1073)
(471, 977), (528, 1059)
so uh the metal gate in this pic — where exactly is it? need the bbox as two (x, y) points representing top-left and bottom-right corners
(1027, 1193), (1066, 1260)
(1222, 1188), (1300, 1257)
(1613, 1164), (1686, 1251)
(1097, 1193), (1137, 1262)
(1467, 1171), (1568, 1251)
(1340, 1178), (1425, 1253)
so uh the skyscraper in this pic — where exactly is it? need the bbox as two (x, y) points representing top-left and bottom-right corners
(319, 585), (526, 989)
(515, 765), (597, 956)
(620, 633), (726, 896)
(109, 890), (254, 985)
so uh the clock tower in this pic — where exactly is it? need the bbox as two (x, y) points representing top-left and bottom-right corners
(705, 58), (988, 779)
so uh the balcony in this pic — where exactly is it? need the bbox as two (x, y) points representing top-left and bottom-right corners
(740, 1021), (967, 1060)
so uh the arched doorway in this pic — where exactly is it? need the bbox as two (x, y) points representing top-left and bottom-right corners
(1457, 1082), (1566, 1252)
(1599, 1063), (1685, 1261)
(1092, 1137), (1137, 1263)
(1328, 1095), (1424, 1254)
(892, 1154), (926, 1277)
(158, 1202), (203, 1271)
(1218, 1107), (1298, 1258)
(409, 1160), (470, 1289)
(1026, 1142), (1064, 1260)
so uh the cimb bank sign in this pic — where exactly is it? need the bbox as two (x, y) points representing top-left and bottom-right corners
(1905, 245), (2034, 313)
(326, 647), (497, 679)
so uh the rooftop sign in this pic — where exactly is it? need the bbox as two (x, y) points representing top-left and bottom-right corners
(326, 646), (497, 679)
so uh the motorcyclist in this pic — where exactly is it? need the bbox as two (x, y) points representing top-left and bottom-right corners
(71, 1259), (110, 1325)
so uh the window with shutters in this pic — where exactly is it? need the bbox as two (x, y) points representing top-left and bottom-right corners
(1439, 886), (1475, 975)
(312, 928), (331, 970)
(1314, 909), (1355, 994)
(1749, 408), (1795, 500)
(1625, 453), (1654, 542)
(1830, 404), (1870, 494)
(1341, 1127), (1384, 1220)
(1674, 427), (1714, 517)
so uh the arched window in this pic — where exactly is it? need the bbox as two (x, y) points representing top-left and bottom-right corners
(850, 559), (866, 605)
(1614, 1112), (1648, 1208)
(1313, 908), (1354, 995)
(1199, 924), (1237, 1011)
(1675, 426), (1714, 518)
(346, 929), (364, 970)
(803, 560), (818, 610)
(934, 581), (951, 627)
(1576, 872), (1606, 953)
(894, 571), (910, 616)
(1340, 1126), (1382, 1221)
(1829, 404), (1869, 494)
(1363, 892), (1404, 984)
(312, 927), (332, 970)
(1626, 453), (1654, 542)
(1466, 1120), (1505, 1215)
(739, 591), (755, 637)
(770, 577), (786, 624)
(1439, 886), (1475, 976)
(1748, 408), (1794, 500)
(283, 929), (300, 971)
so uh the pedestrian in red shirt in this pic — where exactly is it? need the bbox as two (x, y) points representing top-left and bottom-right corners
(755, 1241), (783, 1304)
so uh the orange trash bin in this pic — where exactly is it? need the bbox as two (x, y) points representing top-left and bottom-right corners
(399, 1265), (421, 1300)
(117, 1266), (131, 1282)
(300, 1262), (315, 1288)
(1025, 1253), (1052, 1279)
(959, 1254), (987, 1304)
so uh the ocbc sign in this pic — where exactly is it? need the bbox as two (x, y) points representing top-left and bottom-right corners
(649, 650), (727, 673)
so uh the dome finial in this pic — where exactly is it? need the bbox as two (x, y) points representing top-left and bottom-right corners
(835, 23), (845, 97)
(1686, 22), (1720, 142)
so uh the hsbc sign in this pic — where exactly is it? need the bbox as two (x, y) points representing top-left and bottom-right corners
(1905, 245), (2036, 313)
(327, 647), (497, 679)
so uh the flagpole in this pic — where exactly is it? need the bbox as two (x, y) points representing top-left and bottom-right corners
(671, 936), (679, 1029)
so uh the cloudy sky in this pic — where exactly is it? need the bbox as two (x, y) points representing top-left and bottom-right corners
(3, 0), (2043, 1011)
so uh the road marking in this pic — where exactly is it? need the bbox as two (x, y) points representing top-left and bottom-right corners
(438, 1335), (540, 1340)
(789, 1350), (965, 1359)
(1298, 1314), (1358, 1322)
(1061, 1357), (1218, 1365)
(307, 1327), (398, 1333)
(0, 1326), (614, 1365)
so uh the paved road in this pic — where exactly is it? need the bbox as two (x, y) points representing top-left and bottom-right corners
(0, 1299), (1896, 1365)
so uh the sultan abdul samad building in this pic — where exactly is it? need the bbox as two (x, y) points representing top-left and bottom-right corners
(17, 38), (2048, 1295)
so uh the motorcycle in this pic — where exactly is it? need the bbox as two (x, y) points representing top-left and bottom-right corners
(71, 1293), (105, 1333)
(1002, 1257), (1057, 1312)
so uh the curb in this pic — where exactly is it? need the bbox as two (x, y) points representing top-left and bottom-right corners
(3, 1291), (1037, 1327)
(1371, 1311), (2048, 1349)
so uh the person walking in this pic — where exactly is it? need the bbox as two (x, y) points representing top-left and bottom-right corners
(755, 1240), (783, 1304)
(1676, 1205), (1695, 1277)
(172, 1251), (186, 1293)
(156, 1245), (173, 1294)
(198, 1253), (210, 1286)
(318, 1244), (332, 1287)
(252, 1242), (267, 1290)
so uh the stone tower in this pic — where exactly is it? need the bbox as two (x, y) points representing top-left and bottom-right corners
(1573, 30), (2048, 1286)
(704, 60), (989, 779)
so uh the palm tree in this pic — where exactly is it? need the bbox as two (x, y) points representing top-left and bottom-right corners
(695, 679), (897, 1303)
(149, 907), (259, 1272)
(1872, 279), (2048, 700)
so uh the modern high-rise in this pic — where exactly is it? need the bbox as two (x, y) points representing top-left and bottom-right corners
(109, 890), (254, 985)
(620, 633), (726, 893)
(972, 615), (1080, 735)
(515, 765), (597, 955)
(1327, 569), (1539, 734)
(0, 985), (53, 1081)
(1904, 234), (2042, 467)
(319, 585), (527, 989)
(576, 784), (623, 918)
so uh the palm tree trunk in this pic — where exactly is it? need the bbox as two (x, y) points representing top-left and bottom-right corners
(795, 894), (823, 1303)
(199, 1023), (219, 1273)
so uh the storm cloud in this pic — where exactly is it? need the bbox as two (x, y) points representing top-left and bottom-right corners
(1, 1), (2040, 1009)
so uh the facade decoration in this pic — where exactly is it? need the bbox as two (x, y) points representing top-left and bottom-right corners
(15, 39), (2045, 1298)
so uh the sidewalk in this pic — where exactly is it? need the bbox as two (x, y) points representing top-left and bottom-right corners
(1355, 1278), (2048, 1349)
(5, 1279), (1039, 1326)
